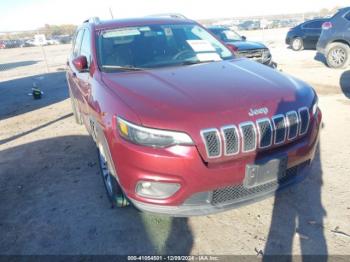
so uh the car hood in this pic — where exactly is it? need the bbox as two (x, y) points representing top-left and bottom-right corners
(226, 40), (267, 50)
(102, 59), (314, 161)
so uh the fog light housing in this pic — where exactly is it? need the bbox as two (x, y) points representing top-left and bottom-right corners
(136, 181), (181, 199)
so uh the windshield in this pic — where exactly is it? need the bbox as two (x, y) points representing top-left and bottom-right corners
(210, 28), (242, 42)
(97, 24), (233, 70)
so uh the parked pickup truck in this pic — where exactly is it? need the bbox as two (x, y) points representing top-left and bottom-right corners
(66, 15), (322, 216)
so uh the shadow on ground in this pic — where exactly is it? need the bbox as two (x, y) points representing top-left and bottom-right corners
(0, 71), (68, 121)
(263, 144), (327, 259)
(0, 61), (39, 71)
(262, 97), (327, 258)
(340, 70), (350, 99)
(0, 135), (193, 255)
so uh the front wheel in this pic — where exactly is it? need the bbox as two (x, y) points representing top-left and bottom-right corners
(326, 43), (349, 69)
(97, 143), (129, 208)
(291, 37), (304, 51)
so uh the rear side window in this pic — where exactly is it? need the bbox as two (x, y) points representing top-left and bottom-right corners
(80, 30), (91, 66)
(73, 30), (84, 57)
(303, 20), (324, 29)
(345, 12), (350, 21)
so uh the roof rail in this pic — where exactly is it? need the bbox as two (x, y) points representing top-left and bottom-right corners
(147, 13), (188, 19)
(83, 17), (101, 24)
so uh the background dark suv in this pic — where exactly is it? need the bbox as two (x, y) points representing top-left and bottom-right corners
(286, 18), (328, 51)
(208, 26), (272, 66)
(317, 7), (350, 68)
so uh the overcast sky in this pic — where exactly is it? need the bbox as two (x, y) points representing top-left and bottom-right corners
(0, 0), (347, 31)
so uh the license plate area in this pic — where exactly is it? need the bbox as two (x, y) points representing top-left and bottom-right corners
(244, 156), (288, 189)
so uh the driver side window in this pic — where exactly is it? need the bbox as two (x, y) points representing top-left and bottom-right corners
(80, 29), (92, 67)
(73, 30), (84, 58)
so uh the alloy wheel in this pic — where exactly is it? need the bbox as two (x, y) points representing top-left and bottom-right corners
(292, 39), (302, 50)
(329, 47), (347, 67)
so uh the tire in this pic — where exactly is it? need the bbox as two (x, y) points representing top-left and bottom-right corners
(291, 37), (304, 51)
(68, 89), (82, 125)
(97, 142), (129, 208)
(326, 42), (350, 69)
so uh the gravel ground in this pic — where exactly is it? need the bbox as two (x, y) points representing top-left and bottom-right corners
(0, 29), (350, 256)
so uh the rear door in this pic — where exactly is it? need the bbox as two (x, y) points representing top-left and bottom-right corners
(67, 29), (84, 111)
(302, 20), (324, 48)
(75, 29), (93, 123)
(343, 11), (350, 40)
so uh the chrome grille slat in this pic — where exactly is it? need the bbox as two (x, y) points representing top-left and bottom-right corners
(221, 125), (239, 156)
(256, 118), (273, 148)
(239, 122), (257, 152)
(200, 107), (311, 158)
(201, 129), (221, 158)
(272, 115), (287, 145)
(286, 111), (299, 140)
(298, 107), (310, 136)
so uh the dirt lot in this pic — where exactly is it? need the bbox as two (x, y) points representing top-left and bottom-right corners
(0, 29), (350, 256)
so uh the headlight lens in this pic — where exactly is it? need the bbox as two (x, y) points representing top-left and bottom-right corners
(117, 117), (194, 148)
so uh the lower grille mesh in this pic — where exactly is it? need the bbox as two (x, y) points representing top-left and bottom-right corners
(211, 162), (307, 206)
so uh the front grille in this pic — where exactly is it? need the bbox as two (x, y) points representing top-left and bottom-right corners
(201, 129), (221, 158)
(200, 107), (310, 158)
(240, 122), (256, 152)
(239, 49), (263, 62)
(299, 108), (310, 135)
(211, 162), (307, 206)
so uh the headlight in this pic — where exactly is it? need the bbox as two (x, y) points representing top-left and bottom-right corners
(312, 95), (319, 115)
(117, 117), (194, 148)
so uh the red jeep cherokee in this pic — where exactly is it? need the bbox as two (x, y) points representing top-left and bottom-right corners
(66, 16), (322, 216)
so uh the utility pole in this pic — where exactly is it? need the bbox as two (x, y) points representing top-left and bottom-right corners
(109, 7), (114, 19)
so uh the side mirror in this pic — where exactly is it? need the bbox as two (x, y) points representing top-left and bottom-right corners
(72, 55), (88, 72)
(241, 36), (247, 41)
(226, 43), (238, 54)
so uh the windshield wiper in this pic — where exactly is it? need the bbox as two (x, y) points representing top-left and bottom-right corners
(180, 60), (217, 66)
(101, 65), (144, 71)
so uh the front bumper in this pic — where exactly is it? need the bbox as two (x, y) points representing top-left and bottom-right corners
(316, 41), (326, 55)
(131, 161), (311, 216)
(285, 37), (291, 45)
(316, 33), (329, 55)
(109, 110), (321, 216)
